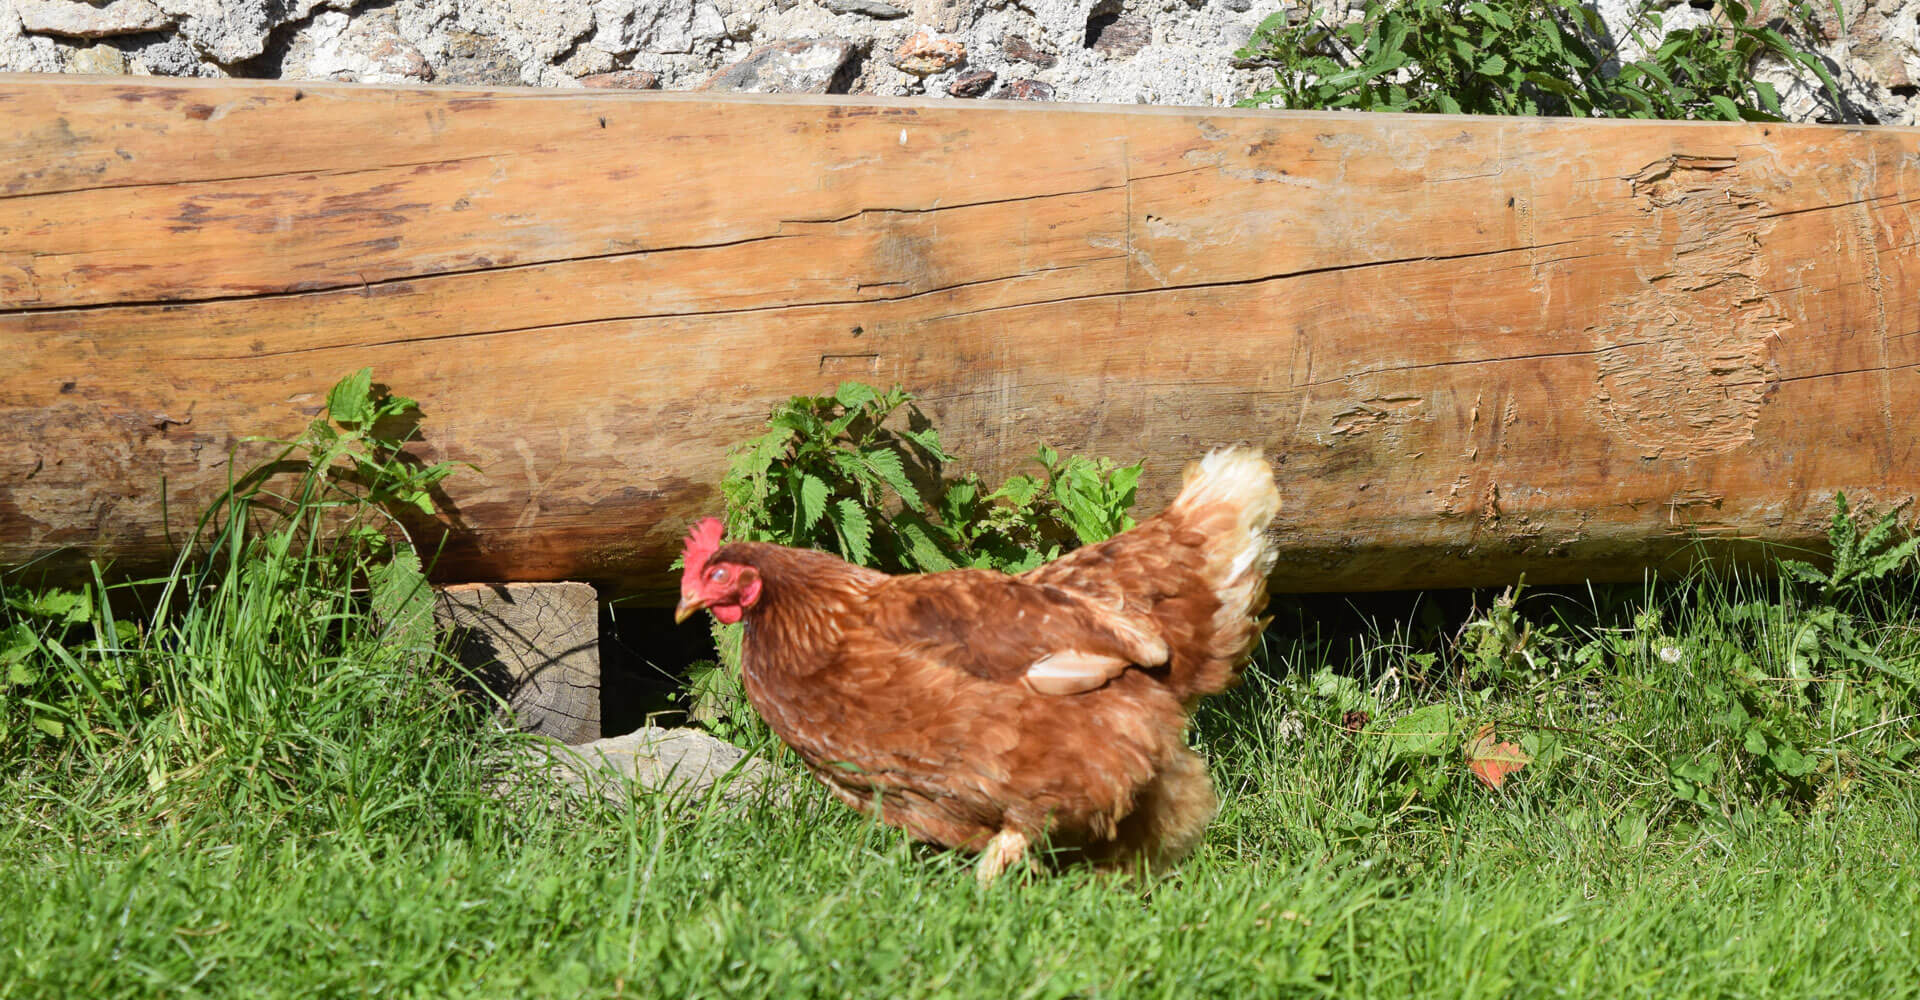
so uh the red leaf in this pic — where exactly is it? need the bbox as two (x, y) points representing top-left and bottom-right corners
(1465, 722), (1531, 790)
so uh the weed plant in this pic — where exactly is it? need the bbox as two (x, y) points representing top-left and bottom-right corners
(1237, 0), (1843, 120)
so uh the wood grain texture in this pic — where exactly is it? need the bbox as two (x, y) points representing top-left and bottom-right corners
(5, 74), (1918, 600)
(435, 582), (600, 744)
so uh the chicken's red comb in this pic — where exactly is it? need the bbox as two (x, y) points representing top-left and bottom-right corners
(680, 517), (727, 587)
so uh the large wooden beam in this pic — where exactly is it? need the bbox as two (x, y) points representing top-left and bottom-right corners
(4, 75), (1917, 600)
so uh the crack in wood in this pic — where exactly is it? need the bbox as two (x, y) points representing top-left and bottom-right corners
(0, 228), (806, 317)
(1846, 190), (1898, 458)
(0, 153), (512, 203)
(930, 240), (1586, 324)
(0, 174), (1199, 316)
(1759, 191), (1920, 222)
(771, 167), (1202, 228)
(159, 257), (1131, 362)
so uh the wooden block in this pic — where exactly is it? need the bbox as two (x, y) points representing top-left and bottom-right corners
(434, 581), (600, 744)
(5, 76), (1920, 598)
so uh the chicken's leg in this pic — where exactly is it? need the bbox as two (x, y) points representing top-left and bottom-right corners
(976, 829), (1030, 885)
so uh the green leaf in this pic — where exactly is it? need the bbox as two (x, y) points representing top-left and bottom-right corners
(862, 448), (923, 510)
(770, 407), (826, 442)
(1467, 1), (1512, 29)
(326, 368), (376, 425)
(33, 716), (64, 739)
(370, 549), (434, 648)
(380, 392), (419, 418)
(895, 517), (957, 572)
(1768, 743), (1815, 777)
(2, 622), (37, 676)
(942, 478), (979, 516)
(1708, 95), (1741, 120)
(12, 588), (92, 626)
(1779, 560), (1827, 586)
(798, 473), (829, 531)
(899, 426), (954, 463)
(1376, 704), (1456, 758)
(821, 451), (872, 505)
(1109, 463), (1143, 507)
(830, 499), (873, 566)
(1477, 54), (1507, 76)
(988, 474), (1043, 508)
(833, 381), (879, 410)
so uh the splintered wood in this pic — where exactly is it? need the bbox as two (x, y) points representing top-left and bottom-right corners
(4, 76), (1918, 599)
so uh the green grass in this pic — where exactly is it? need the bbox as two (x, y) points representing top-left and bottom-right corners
(3, 372), (1917, 996)
(5, 554), (1917, 998)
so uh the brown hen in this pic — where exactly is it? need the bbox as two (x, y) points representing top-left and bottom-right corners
(675, 447), (1279, 882)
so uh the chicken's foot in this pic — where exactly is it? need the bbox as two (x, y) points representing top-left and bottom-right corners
(976, 829), (1030, 885)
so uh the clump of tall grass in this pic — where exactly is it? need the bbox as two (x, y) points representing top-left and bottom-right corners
(0, 369), (510, 850)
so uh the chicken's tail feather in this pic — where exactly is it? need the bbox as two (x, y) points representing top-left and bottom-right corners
(1161, 446), (1280, 700)
(1018, 445), (1279, 703)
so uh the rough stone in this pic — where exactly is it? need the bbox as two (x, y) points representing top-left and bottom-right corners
(556, 40), (615, 77)
(1000, 30), (1053, 69)
(509, 726), (788, 809)
(1086, 10), (1150, 59)
(912, 0), (964, 33)
(65, 40), (128, 72)
(432, 28), (523, 87)
(576, 67), (660, 88)
(890, 29), (962, 75)
(996, 76), (1053, 100)
(279, 9), (431, 84)
(16, 0), (172, 39)
(591, 0), (723, 55)
(702, 36), (854, 92)
(821, 0), (904, 19)
(0, 0), (1325, 107)
(0, 4), (73, 71)
(153, 0), (351, 65)
(118, 28), (219, 75)
(947, 66), (993, 96)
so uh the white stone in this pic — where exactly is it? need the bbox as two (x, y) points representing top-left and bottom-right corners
(279, 9), (431, 84)
(153, 0), (356, 65)
(506, 726), (789, 809)
(592, 0), (724, 55)
(1, 1), (64, 72)
(16, 0), (172, 39)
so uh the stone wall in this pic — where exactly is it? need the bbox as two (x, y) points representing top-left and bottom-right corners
(1, 0), (1915, 121)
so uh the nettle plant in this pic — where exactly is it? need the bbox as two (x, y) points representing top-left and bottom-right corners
(1237, 0), (1842, 121)
(718, 382), (1142, 575)
(687, 382), (1143, 737)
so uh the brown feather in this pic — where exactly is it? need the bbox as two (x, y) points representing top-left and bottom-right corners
(700, 447), (1280, 872)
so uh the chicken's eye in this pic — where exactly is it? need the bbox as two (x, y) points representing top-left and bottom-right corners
(707, 566), (730, 583)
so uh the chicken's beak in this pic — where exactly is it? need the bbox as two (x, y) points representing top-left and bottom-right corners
(674, 593), (703, 624)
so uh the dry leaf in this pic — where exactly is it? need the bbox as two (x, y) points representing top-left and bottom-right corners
(1465, 722), (1531, 790)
